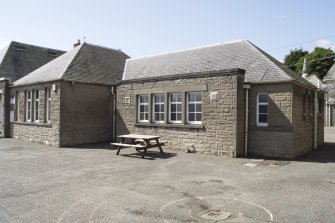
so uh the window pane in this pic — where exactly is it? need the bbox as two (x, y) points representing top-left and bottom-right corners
(171, 104), (176, 111)
(259, 105), (268, 113)
(144, 113), (148, 120)
(196, 104), (202, 112)
(189, 93), (195, 102)
(140, 113), (144, 120)
(259, 94), (268, 103)
(176, 104), (181, 112)
(189, 104), (195, 112)
(144, 105), (148, 112)
(176, 94), (181, 102)
(195, 92), (202, 102)
(189, 113), (195, 121)
(140, 95), (148, 103)
(171, 113), (176, 121)
(177, 113), (182, 121)
(196, 113), (202, 121)
(140, 105), (144, 112)
(259, 114), (268, 123)
(160, 104), (164, 112)
(154, 104), (159, 112)
(160, 113), (164, 121)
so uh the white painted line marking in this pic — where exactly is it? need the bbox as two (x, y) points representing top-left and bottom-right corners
(160, 196), (274, 223)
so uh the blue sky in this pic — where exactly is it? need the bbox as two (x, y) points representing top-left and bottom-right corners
(0, 0), (334, 61)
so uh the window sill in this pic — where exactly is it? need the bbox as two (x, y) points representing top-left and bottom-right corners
(134, 123), (204, 129)
(14, 121), (52, 127)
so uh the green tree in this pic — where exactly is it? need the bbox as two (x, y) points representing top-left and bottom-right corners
(296, 47), (335, 79)
(284, 48), (309, 72)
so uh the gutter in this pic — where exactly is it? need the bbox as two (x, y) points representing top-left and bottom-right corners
(243, 84), (251, 157)
(314, 90), (318, 150)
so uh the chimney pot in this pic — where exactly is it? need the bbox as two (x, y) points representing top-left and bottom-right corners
(73, 39), (81, 48)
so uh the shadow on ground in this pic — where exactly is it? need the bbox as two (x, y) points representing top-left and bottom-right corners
(65, 143), (177, 160)
(297, 142), (335, 163)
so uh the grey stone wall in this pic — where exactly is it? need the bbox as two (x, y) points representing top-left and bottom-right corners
(11, 82), (61, 146)
(116, 72), (245, 157)
(247, 83), (294, 158)
(59, 82), (114, 146)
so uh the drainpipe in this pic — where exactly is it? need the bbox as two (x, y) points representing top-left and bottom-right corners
(243, 84), (251, 157)
(314, 90), (318, 150)
(325, 99), (328, 126)
(111, 85), (116, 142)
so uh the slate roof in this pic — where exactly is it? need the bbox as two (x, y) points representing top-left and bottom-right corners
(305, 74), (324, 89)
(0, 41), (65, 82)
(324, 63), (335, 81)
(123, 39), (315, 88)
(13, 43), (129, 86)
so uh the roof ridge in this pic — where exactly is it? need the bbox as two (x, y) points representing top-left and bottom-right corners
(83, 42), (128, 56)
(126, 38), (247, 61)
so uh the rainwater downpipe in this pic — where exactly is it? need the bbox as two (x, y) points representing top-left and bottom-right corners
(111, 85), (116, 142)
(243, 84), (251, 157)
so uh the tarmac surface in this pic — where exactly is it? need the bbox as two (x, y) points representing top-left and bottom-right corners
(1, 127), (335, 222)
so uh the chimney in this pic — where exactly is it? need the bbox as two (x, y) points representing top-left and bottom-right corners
(73, 39), (81, 48)
(302, 57), (308, 78)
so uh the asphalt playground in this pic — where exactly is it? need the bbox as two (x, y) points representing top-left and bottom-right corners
(0, 128), (335, 222)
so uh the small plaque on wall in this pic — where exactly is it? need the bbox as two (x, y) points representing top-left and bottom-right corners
(125, 97), (130, 104)
(210, 92), (219, 101)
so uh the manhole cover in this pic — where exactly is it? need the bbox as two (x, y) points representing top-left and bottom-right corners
(198, 209), (232, 221)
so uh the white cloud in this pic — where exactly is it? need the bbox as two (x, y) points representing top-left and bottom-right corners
(316, 39), (335, 50)
(0, 40), (10, 50)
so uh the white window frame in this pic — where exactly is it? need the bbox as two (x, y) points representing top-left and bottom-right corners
(138, 95), (149, 122)
(187, 92), (202, 124)
(26, 91), (32, 122)
(153, 94), (164, 123)
(169, 93), (182, 124)
(257, 93), (269, 127)
(46, 88), (51, 123)
(34, 90), (40, 123)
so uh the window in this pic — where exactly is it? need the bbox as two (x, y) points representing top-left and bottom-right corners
(187, 92), (202, 124)
(15, 45), (28, 52)
(138, 95), (148, 122)
(16, 91), (21, 121)
(153, 94), (164, 123)
(26, 91), (32, 122)
(257, 93), (268, 127)
(46, 88), (51, 123)
(34, 90), (40, 122)
(47, 50), (57, 57)
(169, 93), (182, 123)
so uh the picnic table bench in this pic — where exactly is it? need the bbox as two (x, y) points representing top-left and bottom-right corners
(110, 134), (165, 158)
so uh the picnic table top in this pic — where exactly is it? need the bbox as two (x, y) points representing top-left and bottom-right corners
(117, 134), (160, 140)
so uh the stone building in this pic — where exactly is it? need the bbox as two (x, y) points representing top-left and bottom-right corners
(0, 41), (65, 137)
(11, 42), (129, 146)
(117, 40), (324, 158)
(323, 63), (335, 126)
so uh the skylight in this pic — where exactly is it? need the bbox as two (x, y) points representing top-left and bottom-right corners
(47, 50), (57, 56)
(15, 45), (28, 52)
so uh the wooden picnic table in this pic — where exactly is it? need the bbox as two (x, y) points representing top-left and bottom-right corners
(111, 134), (165, 158)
